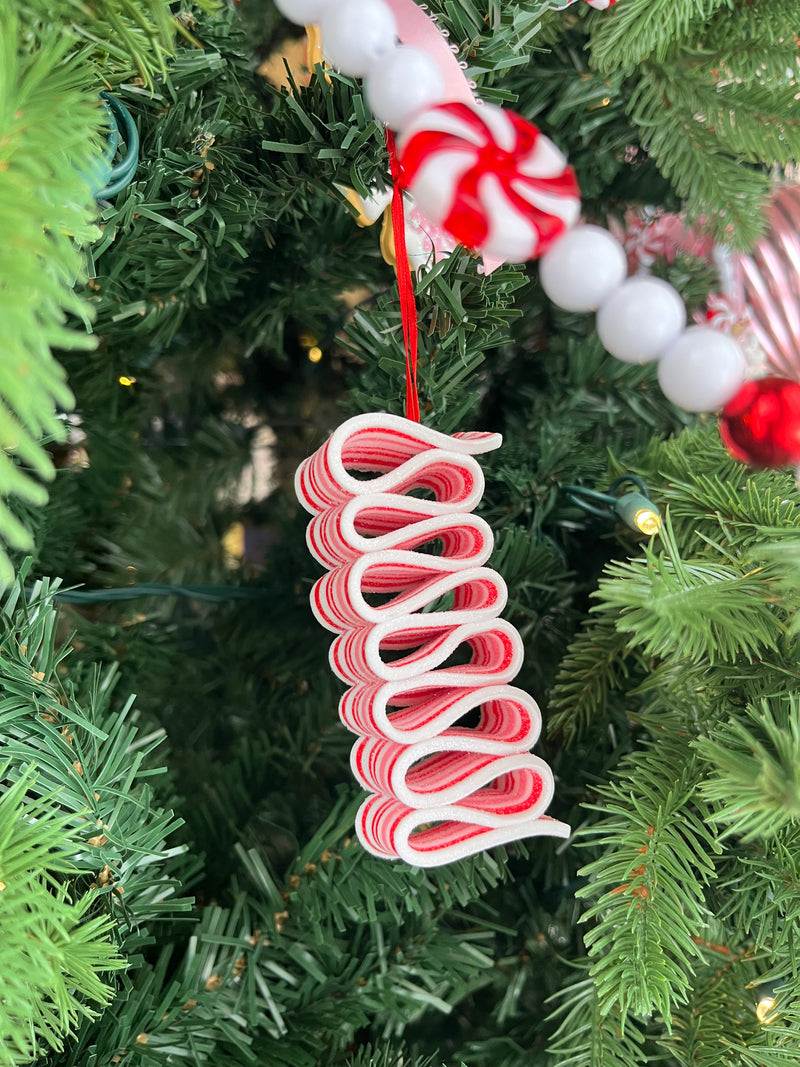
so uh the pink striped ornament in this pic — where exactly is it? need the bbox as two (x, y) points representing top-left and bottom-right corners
(734, 184), (800, 382)
(295, 413), (570, 867)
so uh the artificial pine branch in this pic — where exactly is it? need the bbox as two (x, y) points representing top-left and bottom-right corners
(659, 950), (771, 1067)
(541, 425), (799, 1056)
(0, 767), (125, 1064)
(548, 610), (636, 744)
(625, 65), (773, 247)
(595, 515), (782, 664)
(0, 13), (102, 585)
(714, 826), (800, 962)
(0, 0), (182, 586)
(342, 253), (528, 431)
(589, 0), (732, 75)
(696, 696), (800, 842)
(546, 973), (648, 1066)
(589, 0), (800, 245)
(344, 1049), (445, 1067)
(577, 742), (719, 1026)
(57, 0), (177, 86)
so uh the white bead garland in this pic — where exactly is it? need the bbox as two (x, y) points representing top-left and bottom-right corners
(273, 0), (334, 22)
(596, 277), (687, 363)
(657, 326), (747, 412)
(538, 224), (627, 312)
(320, 0), (398, 77)
(364, 45), (445, 130)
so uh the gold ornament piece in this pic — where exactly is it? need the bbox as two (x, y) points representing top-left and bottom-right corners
(257, 25), (327, 91)
(305, 24), (325, 71)
(379, 208), (396, 268)
(337, 184), (402, 273)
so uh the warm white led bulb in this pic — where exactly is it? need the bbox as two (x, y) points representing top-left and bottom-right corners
(756, 996), (776, 1024)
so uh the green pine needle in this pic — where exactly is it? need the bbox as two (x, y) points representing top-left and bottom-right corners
(546, 973), (647, 1067)
(576, 742), (719, 1027)
(594, 515), (783, 665)
(0, 13), (105, 584)
(0, 766), (125, 1064)
(590, 0), (733, 75)
(696, 696), (800, 842)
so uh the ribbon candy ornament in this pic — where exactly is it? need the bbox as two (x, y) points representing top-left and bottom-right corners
(296, 414), (570, 866)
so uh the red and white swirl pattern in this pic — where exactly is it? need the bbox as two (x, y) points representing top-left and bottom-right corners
(296, 413), (570, 867)
(398, 101), (581, 264)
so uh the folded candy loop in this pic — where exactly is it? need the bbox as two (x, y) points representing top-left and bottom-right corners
(306, 496), (494, 569)
(352, 736), (552, 809)
(295, 412), (569, 866)
(357, 794), (568, 868)
(330, 617), (522, 684)
(295, 413), (500, 513)
(339, 680), (539, 744)
(311, 557), (505, 631)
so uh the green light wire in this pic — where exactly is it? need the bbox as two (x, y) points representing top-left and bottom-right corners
(52, 583), (274, 604)
(564, 474), (659, 523)
(96, 93), (139, 200)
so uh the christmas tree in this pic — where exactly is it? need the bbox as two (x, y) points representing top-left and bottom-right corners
(3, 0), (800, 1064)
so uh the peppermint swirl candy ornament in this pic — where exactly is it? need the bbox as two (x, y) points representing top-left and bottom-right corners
(398, 102), (581, 263)
(296, 413), (569, 867)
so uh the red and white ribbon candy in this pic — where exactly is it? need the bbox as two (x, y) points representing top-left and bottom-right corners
(295, 413), (569, 867)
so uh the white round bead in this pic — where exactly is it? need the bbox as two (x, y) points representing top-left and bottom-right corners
(365, 46), (445, 131)
(657, 326), (747, 412)
(596, 277), (686, 363)
(320, 0), (397, 77)
(273, 0), (334, 24)
(538, 225), (628, 312)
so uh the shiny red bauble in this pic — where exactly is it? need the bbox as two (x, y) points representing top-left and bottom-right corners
(719, 376), (800, 467)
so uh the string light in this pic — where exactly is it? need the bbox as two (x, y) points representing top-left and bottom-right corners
(632, 507), (662, 536)
(756, 995), (777, 1024)
(564, 475), (662, 535)
(118, 375), (137, 387)
(298, 329), (323, 363)
(614, 491), (663, 535)
(221, 522), (245, 561)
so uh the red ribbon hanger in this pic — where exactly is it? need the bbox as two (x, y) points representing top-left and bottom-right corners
(385, 129), (420, 422)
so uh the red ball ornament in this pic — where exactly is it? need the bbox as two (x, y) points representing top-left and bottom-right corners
(397, 101), (581, 264)
(719, 376), (800, 467)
